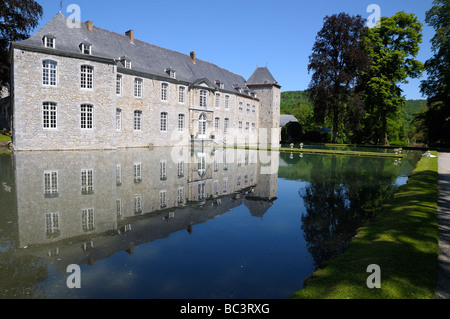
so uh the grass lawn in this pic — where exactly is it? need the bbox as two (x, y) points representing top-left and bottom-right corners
(0, 133), (11, 142)
(291, 151), (439, 299)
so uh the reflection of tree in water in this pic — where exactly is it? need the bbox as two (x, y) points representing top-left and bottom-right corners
(300, 156), (398, 267)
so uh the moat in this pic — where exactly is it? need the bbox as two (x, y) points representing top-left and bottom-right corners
(0, 146), (422, 298)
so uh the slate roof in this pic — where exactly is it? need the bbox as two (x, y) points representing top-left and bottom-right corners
(279, 114), (299, 127)
(13, 12), (270, 95)
(247, 67), (279, 87)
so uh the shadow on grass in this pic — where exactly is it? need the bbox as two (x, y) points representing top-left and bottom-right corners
(292, 164), (439, 299)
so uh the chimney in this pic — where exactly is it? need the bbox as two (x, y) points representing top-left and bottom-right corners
(125, 30), (135, 44)
(85, 20), (93, 32)
(190, 51), (196, 63)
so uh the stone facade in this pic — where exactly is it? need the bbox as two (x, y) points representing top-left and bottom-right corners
(11, 13), (280, 151)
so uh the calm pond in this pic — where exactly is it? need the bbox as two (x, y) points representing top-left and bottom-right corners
(0, 146), (421, 299)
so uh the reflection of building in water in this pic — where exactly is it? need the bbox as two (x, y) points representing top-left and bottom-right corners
(13, 147), (278, 271)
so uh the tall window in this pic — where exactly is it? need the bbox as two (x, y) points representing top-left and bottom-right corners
(199, 90), (207, 108)
(134, 78), (143, 98)
(177, 160), (184, 177)
(239, 121), (243, 133)
(42, 102), (57, 129)
(224, 118), (229, 134)
(43, 60), (57, 86)
(239, 102), (243, 112)
(44, 171), (58, 197)
(134, 163), (142, 183)
(198, 113), (207, 137)
(160, 160), (167, 180)
(215, 93), (221, 108)
(246, 122), (249, 132)
(116, 74), (123, 95)
(160, 191), (167, 209)
(134, 195), (142, 214)
(82, 208), (95, 231)
(161, 83), (168, 101)
(178, 114), (185, 132)
(116, 108), (122, 131)
(178, 86), (185, 103)
(225, 95), (230, 109)
(45, 213), (60, 237)
(177, 187), (184, 205)
(81, 65), (93, 89)
(134, 110), (142, 131)
(80, 104), (93, 129)
(247, 104), (250, 114)
(81, 169), (94, 195)
(214, 117), (220, 133)
(160, 112), (168, 132)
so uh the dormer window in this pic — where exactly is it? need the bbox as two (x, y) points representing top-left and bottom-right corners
(119, 57), (131, 69)
(165, 68), (176, 79)
(215, 80), (224, 89)
(80, 42), (92, 55)
(43, 35), (55, 49)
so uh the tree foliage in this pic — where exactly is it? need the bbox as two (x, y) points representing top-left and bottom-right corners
(307, 13), (369, 143)
(360, 11), (424, 145)
(420, 0), (450, 146)
(0, 0), (43, 87)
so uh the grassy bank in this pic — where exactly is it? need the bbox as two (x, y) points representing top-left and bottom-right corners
(291, 151), (439, 299)
(228, 145), (406, 159)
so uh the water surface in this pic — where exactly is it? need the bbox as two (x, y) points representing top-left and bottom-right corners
(0, 147), (421, 298)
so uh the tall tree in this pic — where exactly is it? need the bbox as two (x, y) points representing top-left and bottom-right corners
(420, 0), (450, 146)
(307, 13), (369, 143)
(0, 0), (43, 88)
(361, 12), (424, 145)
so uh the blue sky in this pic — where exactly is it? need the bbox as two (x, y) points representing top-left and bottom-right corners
(34, 0), (435, 100)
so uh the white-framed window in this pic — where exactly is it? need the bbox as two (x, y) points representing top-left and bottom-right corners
(199, 90), (208, 108)
(160, 190), (167, 209)
(215, 93), (221, 108)
(178, 114), (185, 132)
(116, 108), (122, 131)
(224, 118), (229, 134)
(125, 60), (132, 69)
(80, 104), (94, 130)
(80, 43), (92, 55)
(161, 83), (168, 101)
(246, 104), (250, 114)
(42, 60), (57, 86)
(116, 164), (122, 186)
(80, 65), (93, 89)
(116, 199), (122, 217)
(42, 102), (57, 129)
(44, 170), (58, 196)
(225, 95), (230, 109)
(178, 86), (185, 104)
(246, 122), (249, 132)
(198, 113), (207, 137)
(134, 78), (143, 98)
(160, 160), (167, 180)
(160, 112), (168, 132)
(239, 121), (243, 133)
(222, 178), (228, 193)
(43, 36), (55, 48)
(239, 102), (243, 112)
(177, 187), (184, 205)
(198, 181), (206, 200)
(134, 163), (142, 183)
(45, 212), (60, 237)
(214, 117), (220, 133)
(82, 208), (95, 231)
(134, 195), (142, 214)
(81, 169), (94, 195)
(252, 104), (256, 113)
(116, 74), (123, 95)
(177, 160), (184, 177)
(213, 180), (219, 195)
(134, 110), (142, 131)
